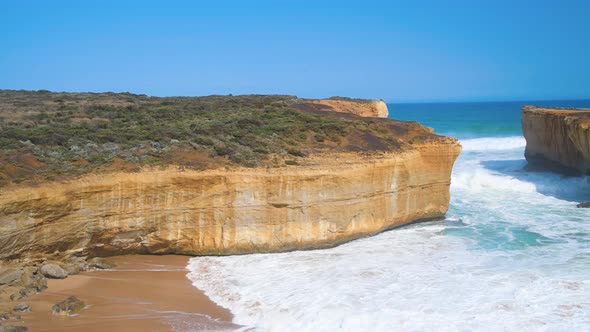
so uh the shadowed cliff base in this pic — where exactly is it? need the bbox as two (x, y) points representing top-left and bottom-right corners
(481, 159), (590, 203)
(523, 153), (584, 176)
(522, 105), (590, 176)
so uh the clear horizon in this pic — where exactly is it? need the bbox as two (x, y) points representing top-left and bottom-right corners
(1, 0), (589, 102)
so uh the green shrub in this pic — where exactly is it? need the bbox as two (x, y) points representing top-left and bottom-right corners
(0, 90), (407, 179)
(287, 149), (306, 157)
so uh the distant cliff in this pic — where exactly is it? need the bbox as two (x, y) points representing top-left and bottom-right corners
(294, 97), (389, 118)
(522, 106), (590, 175)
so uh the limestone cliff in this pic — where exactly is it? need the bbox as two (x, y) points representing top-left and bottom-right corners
(295, 98), (389, 118)
(0, 140), (460, 260)
(0, 91), (460, 262)
(0, 91), (460, 313)
(522, 106), (590, 174)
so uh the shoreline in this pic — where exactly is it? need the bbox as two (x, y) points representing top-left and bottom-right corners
(17, 255), (239, 332)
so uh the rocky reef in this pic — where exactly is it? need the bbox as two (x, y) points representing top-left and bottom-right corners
(522, 106), (590, 175)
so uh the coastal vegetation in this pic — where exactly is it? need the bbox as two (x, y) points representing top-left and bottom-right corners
(0, 90), (433, 186)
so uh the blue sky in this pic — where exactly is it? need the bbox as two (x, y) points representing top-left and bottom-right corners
(1, 0), (588, 102)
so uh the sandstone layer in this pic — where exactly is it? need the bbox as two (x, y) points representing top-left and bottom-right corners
(522, 106), (590, 175)
(0, 140), (459, 260)
(296, 98), (389, 118)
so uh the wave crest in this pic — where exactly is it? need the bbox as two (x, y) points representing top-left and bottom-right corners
(460, 136), (526, 151)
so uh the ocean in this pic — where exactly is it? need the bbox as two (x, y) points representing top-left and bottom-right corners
(188, 100), (590, 331)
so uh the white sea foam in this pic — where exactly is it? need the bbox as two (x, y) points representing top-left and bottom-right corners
(187, 136), (590, 332)
(460, 136), (526, 151)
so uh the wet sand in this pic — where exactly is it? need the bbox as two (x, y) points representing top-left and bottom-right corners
(20, 255), (239, 332)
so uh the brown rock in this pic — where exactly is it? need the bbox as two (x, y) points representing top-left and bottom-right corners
(522, 106), (590, 175)
(12, 303), (30, 312)
(295, 98), (389, 118)
(9, 289), (35, 301)
(0, 271), (22, 286)
(39, 264), (66, 279)
(577, 201), (590, 208)
(61, 263), (82, 275)
(0, 325), (28, 332)
(0, 286), (19, 303)
(0, 144), (460, 257)
(51, 296), (85, 316)
(87, 257), (116, 270)
(58, 256), (88, 276)
(0, 307), (10, 320)
(20, 267), (47, 292)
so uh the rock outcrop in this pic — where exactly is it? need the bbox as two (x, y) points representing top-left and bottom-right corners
(51, 296), (85, 316)
(522, 106), (590, 175)
(0, 92), (459, 265)
(0, 271), (22, 287)
(295, 97), (389, 118)
(0, 255), (113, 307)
(87, 258), (116, 270)
(0, 91), (459, 325)
(0, 325), (28, 332)
(0, 140), (460, 259)
(12, 303), (30, 312)
(39, 264), (66, 279)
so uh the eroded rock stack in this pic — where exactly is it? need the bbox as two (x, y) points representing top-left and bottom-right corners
(522, 106), (590, 175)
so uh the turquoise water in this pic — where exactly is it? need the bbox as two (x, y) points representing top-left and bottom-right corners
(188, 101), (590, 331)
(393, 100), (590, 252)
(392, 100), (590, 139)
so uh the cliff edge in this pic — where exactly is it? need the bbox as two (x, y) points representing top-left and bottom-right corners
(0, 145), (459, 260)
(0, 90), (460, 308)
(0, 90), (458, 258)
(294, 97), (389, 118)
(522, 106), (590, 175)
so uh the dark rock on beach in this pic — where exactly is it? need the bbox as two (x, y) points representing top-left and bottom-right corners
(577, 201), (590, 208)
(0, 257), (88, 307)
(12, 303), (29, 313)
(0, 271), (22, 287)
(40, 264), (67, 279)
(9, 289), (35, 302)
(88, 257), (116, 270)
(20, 267), (47, 293)
(52, 296), (85, 316)
(62, 257), (88, 275)
(1, 266), (47, 302)
(0, 325), (28, 332)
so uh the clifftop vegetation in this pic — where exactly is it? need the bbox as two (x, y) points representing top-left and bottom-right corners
(0, 90), (437, 186)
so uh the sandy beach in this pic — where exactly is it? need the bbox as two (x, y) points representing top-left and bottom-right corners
(18, 255), (239, 332)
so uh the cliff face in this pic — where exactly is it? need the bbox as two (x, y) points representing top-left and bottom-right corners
(522, 106), (590, 174)
(0, 91), (461, 262)
(0, 140), (460, 259)
(296, 98), (389, 118)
